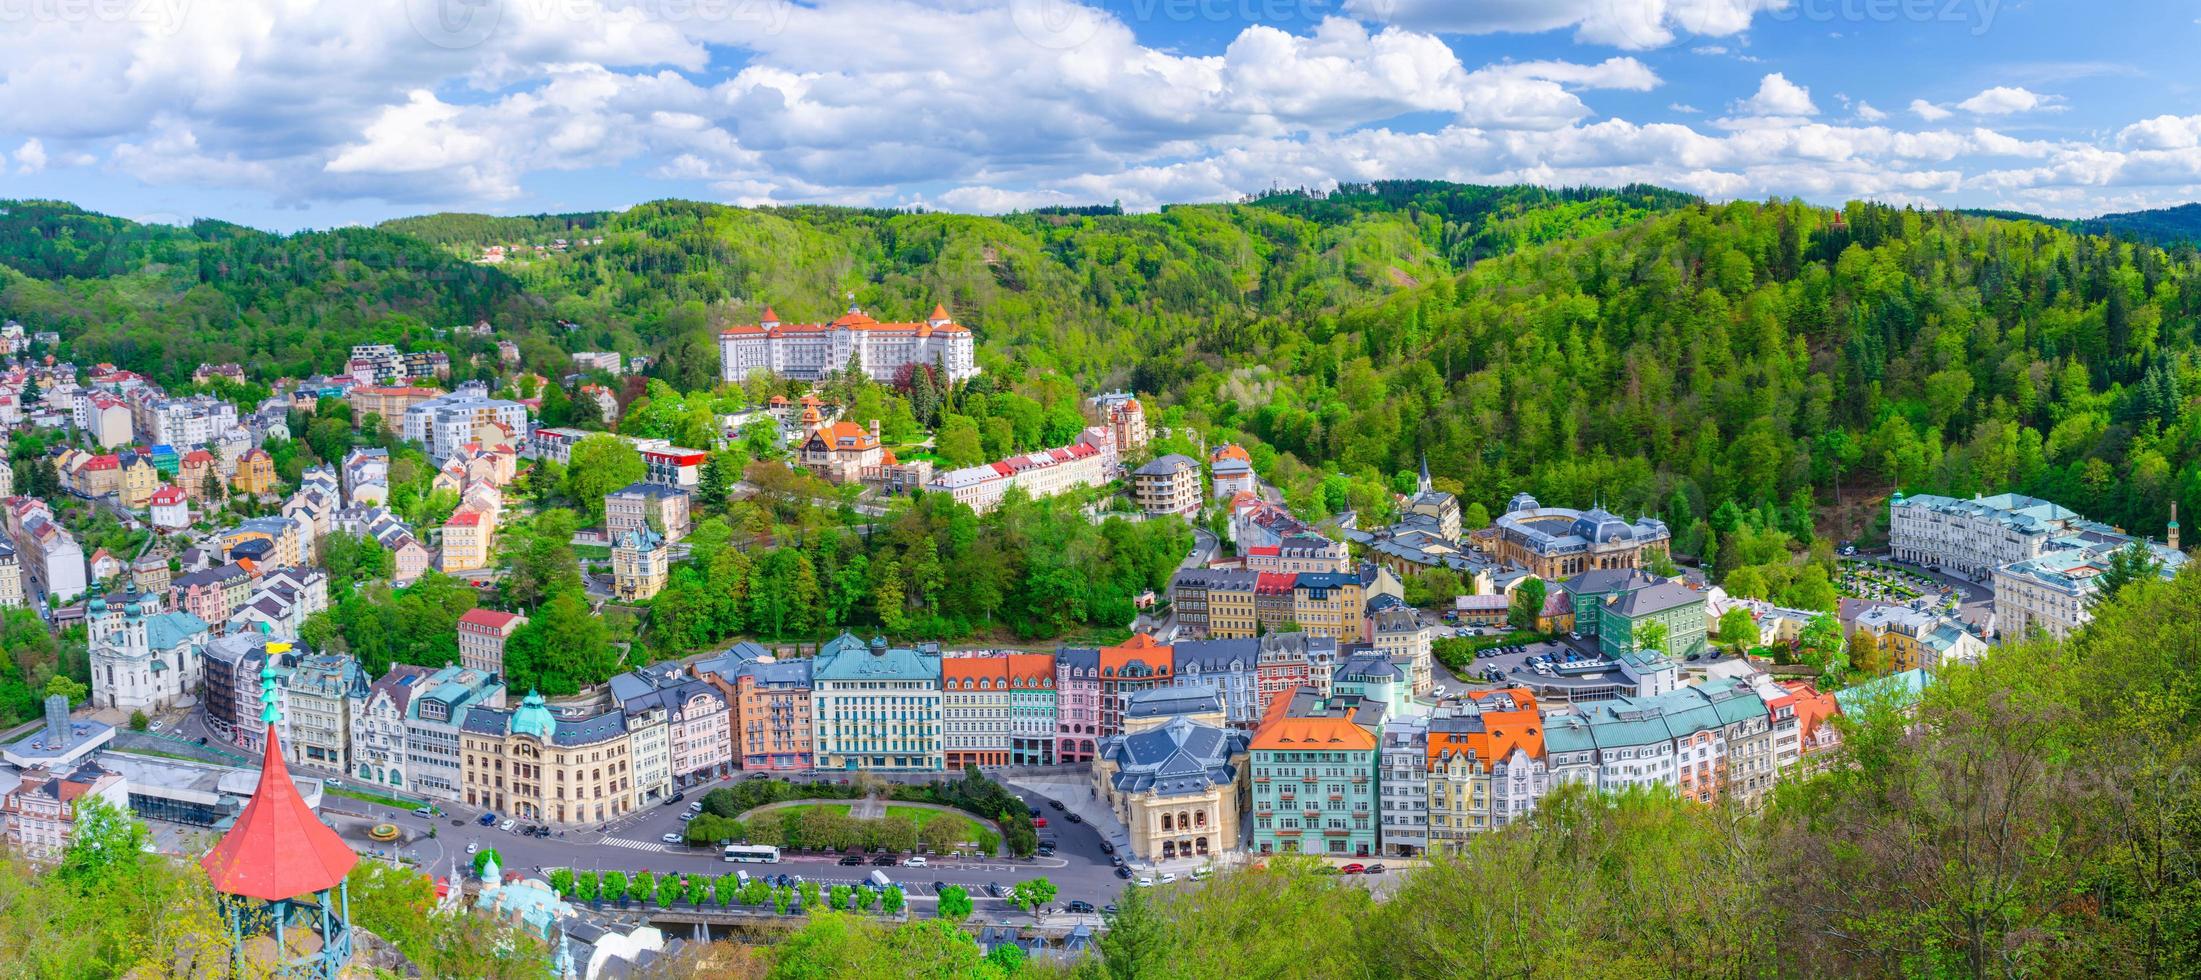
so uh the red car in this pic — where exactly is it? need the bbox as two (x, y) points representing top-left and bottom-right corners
(1031, 817), (1048, 828)
(1340, 863), (1366, 874)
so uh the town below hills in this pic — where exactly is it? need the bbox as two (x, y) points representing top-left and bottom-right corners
(2, 180), (2201, 977)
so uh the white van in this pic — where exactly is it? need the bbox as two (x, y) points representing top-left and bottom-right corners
(868, 869), (893, 889)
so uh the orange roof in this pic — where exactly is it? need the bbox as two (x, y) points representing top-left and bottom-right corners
(1781, 680), (1841, 743)
(1211, 443), (1251, 464)
(720, 304), (968, 337)
(1427, 688), (1544, 771)
(1100, 633), (1173, 678)
(1250, 688), (1378, 752)
(942, 657), (1010, 685)
(813, 421), (879, 451)
(1005, 652), (1055, 686)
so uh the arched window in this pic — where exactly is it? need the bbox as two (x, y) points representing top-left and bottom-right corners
(1195, 810), (1207, 828)
(1178, 810), (1191, 831)
(1161, 813), (1173, 831)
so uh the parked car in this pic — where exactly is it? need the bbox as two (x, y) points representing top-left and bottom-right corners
(1115, 866), (1132, 879)
(931, 881), (947, 895)
(1026, 807), (1041, 818)
(500, 818), (515, 832)
(1190, 867), (1212, 880)
(1031, 817), (1047, 828)
(1365, 864), (1387, 875)
(1065, 813), (1083, 824)
(679, 812), (696, 822)
(412, 806), (434, 817)
(322, 777), (341, 786)
(465, 842), (478, 855)
(746, 772), (768, 780)
(1134, 876), (1154, 887)
(872, 854), (897, 866)
(838, 854), (865, 866)
(904, 856), (928, 868)
(662, 833), (684, 844)
(1098, 841), (1115, 855)
(1340, 863), (1365, 874)
(1103, 904), (1119, 916)
(1047, 800), (1064, 810)
(1158, 872), (1177, 884)
(1066, 900), (1095, 914)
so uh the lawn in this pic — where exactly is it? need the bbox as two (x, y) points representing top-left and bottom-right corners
(884, 806), (981, 839)
(751, 803), (854, 820)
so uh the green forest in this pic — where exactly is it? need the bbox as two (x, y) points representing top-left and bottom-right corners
(9, 183), (2199, 555)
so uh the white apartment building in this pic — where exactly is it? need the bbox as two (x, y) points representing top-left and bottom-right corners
(720, 304), (979, 383)
(924, 426), (1115, 515)
(401, 385), (531, 461)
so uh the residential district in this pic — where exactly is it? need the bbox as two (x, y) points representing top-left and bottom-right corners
(0, 310), (2183, 973)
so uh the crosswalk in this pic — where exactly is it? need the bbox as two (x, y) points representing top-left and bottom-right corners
(602, 837), (673, 853)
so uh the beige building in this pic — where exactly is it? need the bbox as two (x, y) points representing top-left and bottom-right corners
(611, 526), (669, 602)
(605, 482), (691, 542)
(460, 692), (633, 826)
(1131, 454), (1202, 518)
(1092, 685), (1248, 863)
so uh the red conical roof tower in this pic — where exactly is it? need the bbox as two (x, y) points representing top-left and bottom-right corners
(202, 649), (357, 902)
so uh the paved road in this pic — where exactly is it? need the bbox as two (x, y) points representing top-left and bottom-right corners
(331, 772), (1135, 914)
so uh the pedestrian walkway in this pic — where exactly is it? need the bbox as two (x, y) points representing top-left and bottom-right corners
(602, 837), (673, 853)
(849, 794), (885, 820)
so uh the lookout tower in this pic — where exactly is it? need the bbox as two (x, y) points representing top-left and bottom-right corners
(199, 648), (358, 978)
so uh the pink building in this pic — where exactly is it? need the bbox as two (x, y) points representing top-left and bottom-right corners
(456, 608), (526, 676)
(668, 685), (732, 786)
(1055, 647), (1102, 764)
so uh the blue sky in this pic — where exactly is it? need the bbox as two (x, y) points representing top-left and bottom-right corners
(0, 0), (2195, 231)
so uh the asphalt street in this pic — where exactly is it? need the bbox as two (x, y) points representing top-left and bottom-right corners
(324, 771), (1137, 915)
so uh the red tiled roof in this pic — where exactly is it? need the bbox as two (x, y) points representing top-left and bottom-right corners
(459, 608), (523, 630)
(201, 724), (357, 901)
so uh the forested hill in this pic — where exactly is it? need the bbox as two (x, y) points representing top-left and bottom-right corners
(1962, 202), (2201, 247)
(7, 185), (2201, 548)
(0, 200), (550, 385)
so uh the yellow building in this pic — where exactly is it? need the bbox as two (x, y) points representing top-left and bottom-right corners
(118, 455), (160, 509)
(440, 507), (495, 572)
(460, 692), (633, 826)
(611, 526), (669, 602)
(232, 448), (278, 496)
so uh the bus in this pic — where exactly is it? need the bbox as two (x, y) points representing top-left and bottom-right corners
(722, 844), (781, 864)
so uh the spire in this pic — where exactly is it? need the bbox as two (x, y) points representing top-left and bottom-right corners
(1417, 453), (1431, 495)
(928, 303), (950, 324)
(200, 719), (358, 901)
(760, 306), (779, 326)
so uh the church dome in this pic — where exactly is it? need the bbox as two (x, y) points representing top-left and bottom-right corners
(1507, 492), (1540, 513)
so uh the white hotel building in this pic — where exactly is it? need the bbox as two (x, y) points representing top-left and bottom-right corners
(1887, 492), (2084, 581)
(720, 304), (979, 383)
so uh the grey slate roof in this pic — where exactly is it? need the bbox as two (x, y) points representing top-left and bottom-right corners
(1099, 716), (1246, 798)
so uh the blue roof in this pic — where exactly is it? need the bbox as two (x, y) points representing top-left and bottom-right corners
(511, 691), (555, 738)
(1834, 668), (1933, 715)
(813, 636), (941, 682)
(145, 610), (210, 650)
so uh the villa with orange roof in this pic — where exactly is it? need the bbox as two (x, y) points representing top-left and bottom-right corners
(799, 418), (886, 485)
(1248, 684), (1386, 857)
(720, 302), (978, 383)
